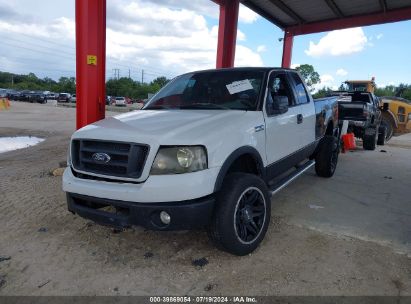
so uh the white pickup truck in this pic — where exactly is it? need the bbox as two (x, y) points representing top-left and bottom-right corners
(63, 68), (339, 255)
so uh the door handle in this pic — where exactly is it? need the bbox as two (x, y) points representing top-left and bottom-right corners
(297, 114), (303, 124)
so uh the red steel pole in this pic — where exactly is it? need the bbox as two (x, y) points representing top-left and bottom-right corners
(75, 0), (106, 130)
(216, 0), (239, 68)
(281, 31), (294, 68)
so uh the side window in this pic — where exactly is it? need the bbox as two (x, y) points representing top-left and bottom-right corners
(398, 106), (406, 123)
(291, 73), (309, 104)
(266, 73), (295, 112)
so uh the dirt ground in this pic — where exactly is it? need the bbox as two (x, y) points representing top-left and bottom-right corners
(0, 102), (410, 296)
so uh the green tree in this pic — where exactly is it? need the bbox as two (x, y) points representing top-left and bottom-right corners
(57, 77), (76, 93)
(313, 87), (333, 99)
(295, 64), (320, 92)
(151, 76), (169, 88)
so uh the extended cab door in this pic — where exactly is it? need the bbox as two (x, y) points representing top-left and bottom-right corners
(288, 72), (316, 147)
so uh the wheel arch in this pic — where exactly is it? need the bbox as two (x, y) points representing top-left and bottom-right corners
(381, 110), (398, 129)
(214, 146), (265, 192)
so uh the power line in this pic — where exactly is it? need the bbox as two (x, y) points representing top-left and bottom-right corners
(1, 33), (175, 77)
(0, 34), (177, 80)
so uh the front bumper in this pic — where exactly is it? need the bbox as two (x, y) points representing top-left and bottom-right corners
(67, 192), (215, 230)
(63, 166), (220, 203)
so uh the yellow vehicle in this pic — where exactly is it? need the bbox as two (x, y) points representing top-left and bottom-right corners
(380, 96), (411, 140)
(345, 78), (376, 94)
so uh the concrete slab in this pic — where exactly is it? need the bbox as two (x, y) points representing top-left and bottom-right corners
(273, 140), (411, 255)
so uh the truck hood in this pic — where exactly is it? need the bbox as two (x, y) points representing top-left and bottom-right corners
(71, 109), (266, 181)
(73, 109), (249, 144)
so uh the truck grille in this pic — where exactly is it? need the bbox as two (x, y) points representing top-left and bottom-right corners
(71, 139), (149, 179)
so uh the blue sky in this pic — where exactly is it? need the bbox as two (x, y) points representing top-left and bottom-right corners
(0, 0), (410, 89)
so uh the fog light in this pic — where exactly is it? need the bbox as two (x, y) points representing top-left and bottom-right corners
(160, 211), (171, 225)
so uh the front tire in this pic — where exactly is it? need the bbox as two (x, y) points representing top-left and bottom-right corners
(208, 173), (271, 256)
(315, 135), (339, 178)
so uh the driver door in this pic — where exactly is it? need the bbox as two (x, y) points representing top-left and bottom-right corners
(264, 72), (304, 179)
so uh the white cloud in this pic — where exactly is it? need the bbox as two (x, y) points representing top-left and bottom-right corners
(336, 68), (348, 76)
(305, 27), (368, 57)
(313, 74), (337, 92)
(257, 45), (267, 53)
(239, 5), (259, 23)
(0, 17), (74, 40)
(237, 30), (246, 41)
(136, 1), (259, 24)
(376, 33), (383, 40)
(290, 63), (300, 69)
(235, 45), (263, 67)
(104, 1), (262, 75)
(321, 74), (334, 84)
(0, 0), (263, 80)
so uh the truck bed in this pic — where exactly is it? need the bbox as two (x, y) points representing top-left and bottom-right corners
(314, 96), (339, 139)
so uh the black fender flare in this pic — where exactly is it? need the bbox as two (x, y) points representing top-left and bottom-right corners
(214, 146), (265, 192)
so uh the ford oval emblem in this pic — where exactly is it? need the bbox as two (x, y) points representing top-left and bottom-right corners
(92, 152), (111, 164)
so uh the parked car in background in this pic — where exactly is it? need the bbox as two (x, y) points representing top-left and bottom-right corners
(114, 96), (126, 106)
(5, 89), (15, 99)
(47, 92), (57, 100)
(0, 89), (7, 98)
(28, 91), (47, 104)
(19, 90), (32, 101)
(58, 93), (71, 103)
(7, 90), (21, 101)
(70, 94), (77, 103)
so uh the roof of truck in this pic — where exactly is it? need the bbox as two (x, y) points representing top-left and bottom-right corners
(185, 67), (297, 75)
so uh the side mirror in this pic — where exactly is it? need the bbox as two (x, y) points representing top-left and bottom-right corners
(272, 95), (289, 114)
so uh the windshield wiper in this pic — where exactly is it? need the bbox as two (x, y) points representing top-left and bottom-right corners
(180, 103), (230, 110)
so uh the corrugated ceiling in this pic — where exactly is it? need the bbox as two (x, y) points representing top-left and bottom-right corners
(241, 0), (411, 28)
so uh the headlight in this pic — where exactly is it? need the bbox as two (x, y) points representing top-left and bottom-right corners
(67, 144), (72, 167)
(151, 146), (207, 175)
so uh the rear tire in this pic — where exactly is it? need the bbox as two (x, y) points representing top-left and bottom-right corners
(208, 173), (270, 256)
(377, 125), (387, 146)
(315, 135), (339, 178)
(363, 127), (377, 150)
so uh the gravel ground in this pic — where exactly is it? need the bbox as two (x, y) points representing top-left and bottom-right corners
(0, 102), (410, 296)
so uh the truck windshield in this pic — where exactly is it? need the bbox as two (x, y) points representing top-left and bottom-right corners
(144, 70), (264, 111)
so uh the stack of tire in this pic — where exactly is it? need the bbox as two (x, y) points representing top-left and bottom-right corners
(0, 98), (10, 110)
(363, 124), (387, 150)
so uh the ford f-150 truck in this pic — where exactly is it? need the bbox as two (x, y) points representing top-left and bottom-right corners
(63, 68), (339, 255)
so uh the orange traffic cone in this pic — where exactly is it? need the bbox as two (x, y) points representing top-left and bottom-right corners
(342, 133), (356, 152)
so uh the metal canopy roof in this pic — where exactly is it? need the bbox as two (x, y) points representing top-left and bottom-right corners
(241, 0), (411, 34)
